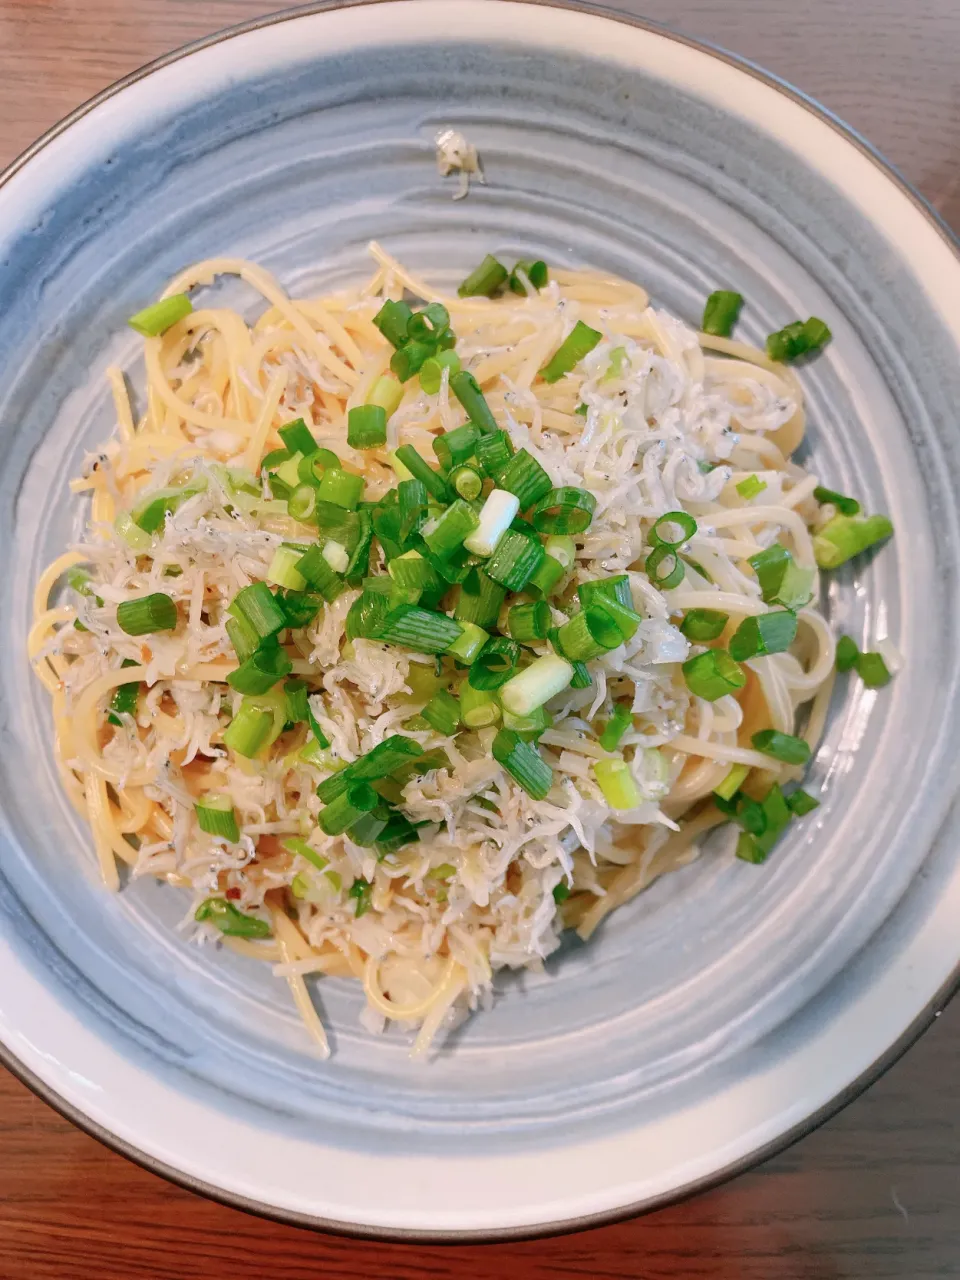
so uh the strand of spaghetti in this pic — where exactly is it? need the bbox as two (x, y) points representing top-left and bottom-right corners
(410, 962), (467, 1059)
(702, 505), (817, 565)
(363, 953), (457, 1021)
(670, 734), (783, 769)
(163, 257), (358, 387)
(85, 776), (121, 891)
(666, 753), (731, 807)
(223, 936), (282, 963)
(33, 551), (84, 617)
(779, 610), (836, 694)
(106, 367), (135, 444)
(143, 340), (251, 435)
(668, 589), (768, 616)
(270, 907), (330, 1058)
(242, 371), (286, 472)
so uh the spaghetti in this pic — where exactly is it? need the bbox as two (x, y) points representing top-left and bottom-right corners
(30, 244), (884, 1058)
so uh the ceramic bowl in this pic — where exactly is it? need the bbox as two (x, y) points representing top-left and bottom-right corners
(1, 0), (958, 1240)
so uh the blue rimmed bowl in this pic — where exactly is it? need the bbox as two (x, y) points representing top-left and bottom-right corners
(0, 0), (958, 1240)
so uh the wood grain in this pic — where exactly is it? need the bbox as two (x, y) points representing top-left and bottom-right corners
(0, 2), (957, 1277)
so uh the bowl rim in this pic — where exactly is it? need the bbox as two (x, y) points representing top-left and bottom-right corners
(0, 0), (957, 1244)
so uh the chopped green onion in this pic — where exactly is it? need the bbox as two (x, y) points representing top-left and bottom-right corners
(114, 511), (154, 552)
(485, 530), (545, 591)
(389, 550), (442, 594)
(787, 788), (820, 816)
(347, 404), (387, 449)
(107, 660), (140, 727)
(445, 620), (489, 664)
(468, 638), (520, 691)
(393, 445), (450, 502)
(766, 316), (832, 363)
(194, 794), (240, 842)
(318, 781), (380, 836)
(499, 653), (573, 716)
(287, 484), (318, 523)
(223, 701), (274, 757)
(433, 423), (480, 470)
(751, 729), (811, 765)
(501, 706), (552, 741)
(407, 302), (450, 343)
(377, 605), (463, 654)
(459, 683), (501, 728)
(463, 488), (520, 557)
(422, 688), (460, 736)
(316, 467), (364, 510)
(294, 544), (343, 602)
(649, 511), (697, 548)
(736, 474), (767, 500)
(345, 510), (373, 582)
(737, 783), (793, 862)
(714, 763), (750, 802)
(497, 449), (553, 509)
(526, 553), (565, 599)
(274, 452), (305, 490)
(591, 597), (642, 643)
(372, 299), (413, 349)
(278, 418), (316, 456)
(541, 320), (603, 383)
(316, 735), (424, 802)
(508, 600), (551, 642)
(397, 478), (429, 544)
(645, 544), (685, 590)
(458, 254), (508, 298)
(569, 660), (592, 689)
(131, 476), (207, 533)
(229, 581), (287, 640)
(348, 876), (373, 916)
(728, 609), (798, 662)
(682, 649), (746, 701)
(578, 575), (631, 610)
(449, 371), (498, 436)
(492, 729), (553, 799)
(475, 428), (514, 477)
(544, 536), (575, 571)
(266, 547), (307, 592)
(367, 373), (404, 416)
(128, 293), (192, 337)
(554, 606), (622, 661)
(701, 290), (743, 337)
(680, 609), (729, 642)
(856, 651), (892, 688)
(322, 538), (348, 576)
(748, 544), (815, 609)
(296, 449), (338, 490)
(813, 513), (894, 569)
(593, 757), (642, 809)
(813, 486), (860, 516)
(227, 641), (293, 695)
(835, 634), (860, 672)
(116, 592), (178, 636)
(455, 571), (506, 629)
(419, 350), (461, 395)
(530, 486), (596, 535)
(553, 881), (571, 903)
(375, 813), (421, 858)
(449, 464), (483, 501)
(195, 898), (270, 939)
(282, 837), (331, 874)
(226, 615), (259, 662)
(391, 340), (436, 383)
(347, 802), (394, 848)
(599, 704), (633, 752)
(261, 447), (290, 473)
(509, 259), (548, 294)
(314, 501), (361, 546)
(422, 499), (479, 560)
(283, 678), (310, 726)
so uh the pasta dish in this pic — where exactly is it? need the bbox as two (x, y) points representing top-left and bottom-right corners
(29, 244), (895, 1058)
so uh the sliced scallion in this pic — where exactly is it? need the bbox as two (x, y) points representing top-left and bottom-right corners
(497, 449), (553, 509)
(194, 794), (240, 843)
(366, 373), (404, 417)
(318, 781), (380, 836)
(463, 488), (520, 557)
(507, 600), (551, 642)
(422, 499), (480, 559)
(509, 259), (548, 294)
(766, 316), (832, 363)
(492, 729), (553, 800)
(645, 544), (685, 590)
(433, 423), (480, 471)
(680, 609), (729, 642)
(459, 683), (501, 728)
(128, 293), (192, 337)
(194, 898), (270, 939)
(554, 606), (622, 661)
(649, 511), (697, 548)
(116, 592), (178, 636)
(701, 290), (744, 337)
(393, 445), (451, 502)
(540, 320), (603, 383)
(485, 530), (545, 591)
(223, 702), (274, 757)
(454, 571), (506, 629)
(475, 428), (514, 477)
(458, 254), (508, 298)
(751, 729), (811, 765)
(736, 474), (766, 500)
(714, 763), (750, 803)
(278, 418), (316, 456)
(813, 486), (860, 516)
(422, 687), (460, 736)
(682, 649), (746, 701)
(593, 757), (642, 810)
(227, 640), (293, 695)
(749, 544), (815, 609)
(316, 467), (364, 510)
(813, 513), (894, 570)
(856, 651), (892, 688)
(377, 605), (463, 654)
(499, 653), (573, 716)
(449, 463), (483, 501)
(598, 704), (633, 752)
(445, 619), (489, 664)
(372, 299), (413, 349)
(266, 547), (307, 592)
(347, 404), (387, 449)
(468, 637), (520, 691)
(728, 609), (798, 662)
(531, 486), (596, 535)
(449, 370), (498, 435)
(419, 350), (461, 395)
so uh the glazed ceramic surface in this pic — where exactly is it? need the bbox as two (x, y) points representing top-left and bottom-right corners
(0, 0), (958, 1239)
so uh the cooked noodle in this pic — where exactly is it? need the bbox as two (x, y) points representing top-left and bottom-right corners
(31, 244), (836, 1057)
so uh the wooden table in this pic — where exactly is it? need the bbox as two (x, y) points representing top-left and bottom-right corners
(0, 2), (957, 1276)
